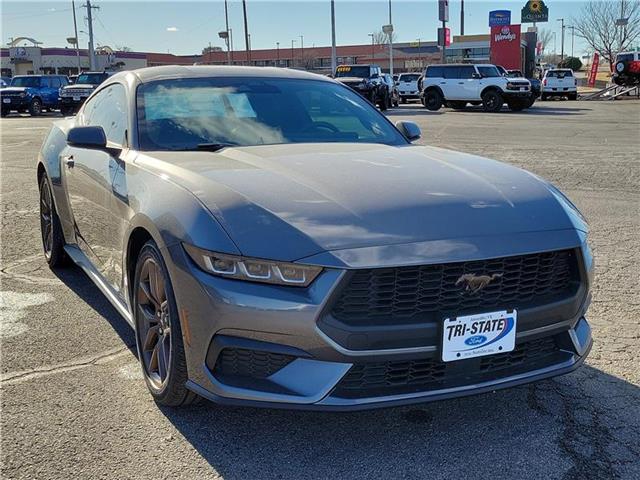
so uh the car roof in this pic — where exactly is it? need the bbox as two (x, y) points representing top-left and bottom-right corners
(122, 65), (334, 84)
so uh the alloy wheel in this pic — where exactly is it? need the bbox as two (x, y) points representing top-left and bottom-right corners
(137, 257), (172, 390)
(39, 179), (53, 259)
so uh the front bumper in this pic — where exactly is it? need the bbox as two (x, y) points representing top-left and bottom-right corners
(165, 237), (593, 411)
(1, 96), (30, 109)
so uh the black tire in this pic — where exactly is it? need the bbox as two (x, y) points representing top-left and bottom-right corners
(29, 98), (42, 116)
(60, 106), (75, 116)
(423, 89), (443, 111)
(615, 61), (627, 74)
(39, 174), (69, 268)
(378, 90), (388, 111)
(448, 101), (467, 110)
(1, 108), (8, 117)
(482, 90), (503, 112)
(134, 241), (200, 407)
(525, 96), (536, 108)
(540, 93), (548, 101)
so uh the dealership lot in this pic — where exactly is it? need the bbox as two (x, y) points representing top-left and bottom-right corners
(1, 101), (639, 479)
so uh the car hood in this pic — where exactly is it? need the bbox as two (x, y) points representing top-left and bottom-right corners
(140, 143), (581, 262)
(1, 87), (28, 94)
(63, 83), (97, 90)
(335, 77), (368, 84)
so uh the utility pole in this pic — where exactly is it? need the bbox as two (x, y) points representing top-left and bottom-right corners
(71, 0), (81, 73)
(330, 0), (337, 74)
(224, 0), (231, 65)
(460, 0), (464, 35)
(388, 0), (394, 76)
(557, 18), (565, 63)
(84, 0), (98, 70)
(242, 0), (250, 64)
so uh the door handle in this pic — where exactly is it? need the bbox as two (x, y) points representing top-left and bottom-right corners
(62, 155), (74, 168)
(458, 82), (465, 84)
(440, 82), (446, 85)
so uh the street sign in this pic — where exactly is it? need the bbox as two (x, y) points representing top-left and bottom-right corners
(438, 0), (449, 22)
(489, 10), (511, 27)
(521, 0), (549, 23)
(437, 27), (451, 47)
(382, 24), (394, 34)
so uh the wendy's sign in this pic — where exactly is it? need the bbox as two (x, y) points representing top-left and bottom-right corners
(490, 24), (522, 70)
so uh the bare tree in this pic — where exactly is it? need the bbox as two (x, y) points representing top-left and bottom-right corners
(571, 0), (640, 71)
(115, 45), (132, 52)
(538, 29), (554, 53)
(372, 30), (397, 45)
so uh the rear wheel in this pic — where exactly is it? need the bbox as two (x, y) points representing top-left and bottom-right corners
(568, 93), (578, 101)
(39, 174), (69, 268)
(378, 91), (388, 111)
(482, 90), (503, 112)
(29, 98), (42, 116)
(423, 90), (443, 111)
(134, 241), (199, 407)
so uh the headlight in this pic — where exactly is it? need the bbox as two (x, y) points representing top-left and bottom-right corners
(183, 244), (323, 287)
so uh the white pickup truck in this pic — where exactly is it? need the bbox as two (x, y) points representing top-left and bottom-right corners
(541, 69), (577, 100)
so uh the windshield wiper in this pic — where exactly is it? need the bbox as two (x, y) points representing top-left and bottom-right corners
(195, 142), (238, 152)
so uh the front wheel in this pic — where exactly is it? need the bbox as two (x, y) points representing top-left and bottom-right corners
(39, 174), (69, 268)
(423, 90), (443, 111)
(29, 98), (42, 116)
(134, 241), (199, 407)
(482, 90), (504, 112)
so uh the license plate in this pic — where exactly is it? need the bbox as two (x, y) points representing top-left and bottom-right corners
(73, 96), (81, 101)
(520, 87), (528, 91)
(442, 310), (516, 362)
(2, 98), (10, 103)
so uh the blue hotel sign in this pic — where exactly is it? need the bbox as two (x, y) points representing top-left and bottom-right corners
(489, 10), (511, 27)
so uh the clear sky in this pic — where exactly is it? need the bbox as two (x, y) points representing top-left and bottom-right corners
(2, 0), (589, 56)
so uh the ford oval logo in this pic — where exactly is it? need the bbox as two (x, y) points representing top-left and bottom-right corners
(465, 335), (487, 346)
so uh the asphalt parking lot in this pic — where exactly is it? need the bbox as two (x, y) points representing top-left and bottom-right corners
(1, 100), (639, 480)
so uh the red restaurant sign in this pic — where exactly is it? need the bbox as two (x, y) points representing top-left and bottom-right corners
(490, 24), (521, 70)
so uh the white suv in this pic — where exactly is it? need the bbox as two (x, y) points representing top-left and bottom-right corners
(541, 69), (577, 100)
(396, 72), (421, 103)
(421, 64), (532, 112)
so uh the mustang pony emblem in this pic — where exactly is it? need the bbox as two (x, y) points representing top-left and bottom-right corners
(455, 273), (503, 294)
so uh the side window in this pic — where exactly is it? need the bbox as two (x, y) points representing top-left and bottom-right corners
(443, 66), (460, 79)
(50, 77), (61, 88)
(426, 66), (443, 78)
(459, 66), (475, 79)
(84, 83), (128, 146)
(40, 77), (49, 88)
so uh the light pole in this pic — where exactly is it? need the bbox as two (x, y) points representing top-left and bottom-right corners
(566, 25), (575, 58)
(557, 18), (565, 63)
(71, 0), (81, 73)
(224, 0), (231, 65)
(387, 0), (393, 76)
(291, 39), (296, 67)
(330, 0), (337, 74)
(460, 0), (464, 35)
(368, 33), (375, 61)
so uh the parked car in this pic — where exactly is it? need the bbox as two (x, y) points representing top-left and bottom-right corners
(541, 69), (577, 100)
(421, 64), (532, 112)
(59, 71), (113, 115)
(37, 66), (593, 409)
(396, 72), (421, 103)
(0, 76), (11, 88)
(498, 68), (540, 108)
(334, 64), (389, 110)
(612, 51), (640, 87)
(1, 75), (69, 116)
(381, 73), (400, 107)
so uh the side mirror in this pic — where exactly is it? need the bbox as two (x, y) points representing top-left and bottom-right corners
(472, 72), (482, 79)
(395, 121), (421, 142)
(67, 126), (107, 150)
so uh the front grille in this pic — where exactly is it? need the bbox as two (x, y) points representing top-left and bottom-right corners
(213, 348), (295, 379)
(333, 337), (561, 398)
(330, 250), (578, 326)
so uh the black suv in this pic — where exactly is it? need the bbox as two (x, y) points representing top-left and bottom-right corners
(59, 71), (112, 115)
(334, 64), (389, 110)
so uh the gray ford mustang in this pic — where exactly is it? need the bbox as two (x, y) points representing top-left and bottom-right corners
(37, 66), (593, 409)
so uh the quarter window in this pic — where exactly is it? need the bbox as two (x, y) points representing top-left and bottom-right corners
(426, 66), (444, 78)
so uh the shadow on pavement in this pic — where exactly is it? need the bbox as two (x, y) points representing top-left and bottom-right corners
(53, 265), (137, 353)
(160, 365), (639, 479)
(386, 104), (591, 117)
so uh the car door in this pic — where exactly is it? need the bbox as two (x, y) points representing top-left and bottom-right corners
(456, 65), (479, 100)
(42, 77), (59, 107)
(63, 83), (131, 292)
(442, 66), (463, 99)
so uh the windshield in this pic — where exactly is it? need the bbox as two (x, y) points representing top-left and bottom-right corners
(76, 73), (107, 85)
(136, 77), (407, 151)
(335, 66), (370, 78)
(477, 66), (502, 78)
(617, 53), (634, 62)
(10, 77), (42, 87)
(399, 74), (420, 82)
